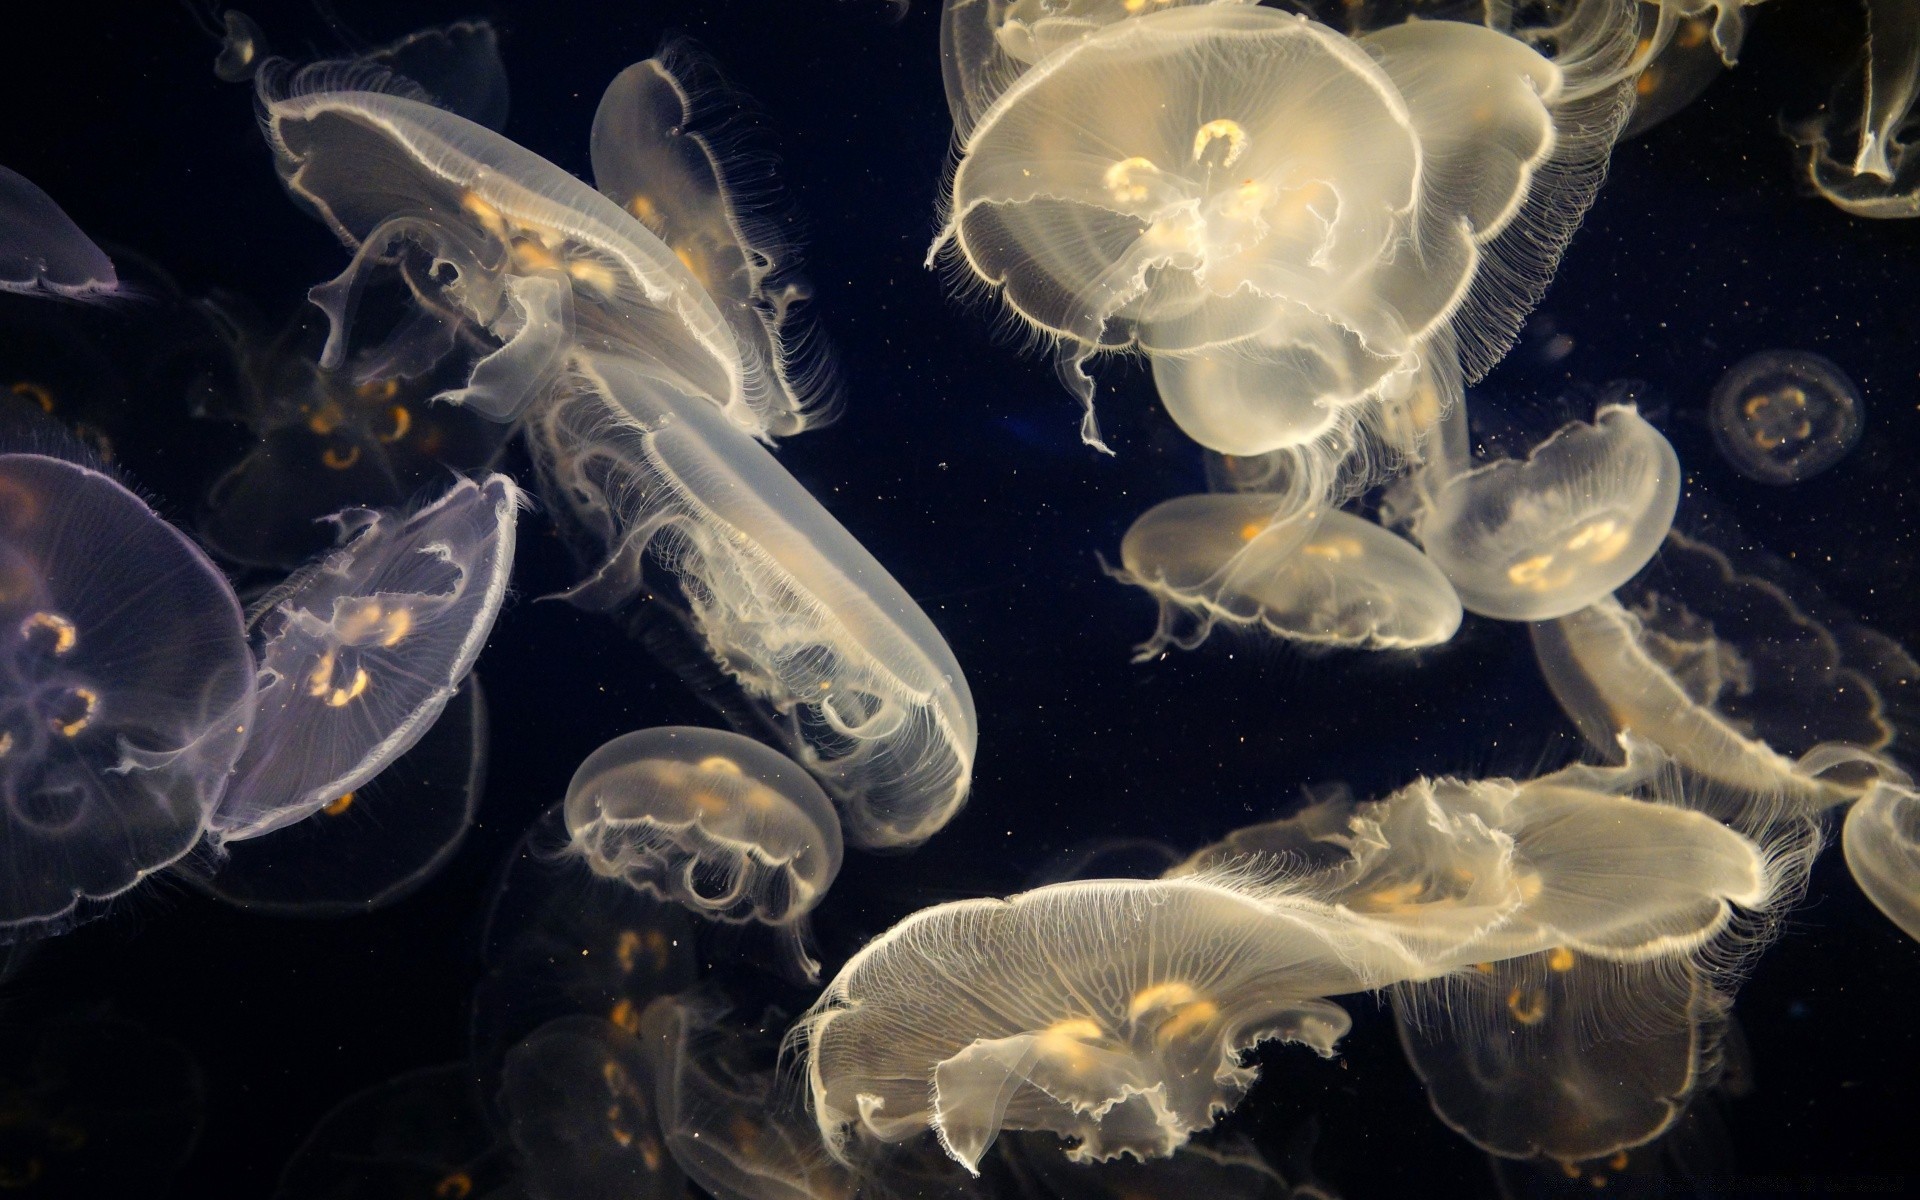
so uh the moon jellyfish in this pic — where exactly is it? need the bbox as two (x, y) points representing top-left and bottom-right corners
(1788, 0), (1920, 218)
(0, 167), (118, 301)
(1111, 494), (1461, 656)
(210, 474), (519, 842)
(563, 726), (843, 981)
(932, 2), (1635, 454)
(0, 451), (254, 938)
(277, 1064), (515, 1200)
(590, 50), (837, 434)
(1619, 12), (1725, 140)
(529, 353), (977, 849)
(499, 1014), (684, 1200)
(998, 1132), (1305, 1200)
(1708, 350), (1863, 484)
(1843, 777), (1920, 943)
(199, 678), (486, 914)
(1409, 403), (1680, 621)
(796, 870), (1429, 1173)
(212, 10), (267, 82)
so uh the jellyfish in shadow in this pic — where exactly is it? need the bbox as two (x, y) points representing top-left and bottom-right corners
(0, 168), (118, 302)
(563, 726), (843, 981)
(1708, 349), (1863, 485)
(207, 473), (519, 843)
(1402, 402), (1681, 622)
(1842, 775), (1920, 943)
(1787, 0), (1920, 218)
(0, 450), (255, 939)
(276, 1064), (518, 1200)
(931, 0), (1640, 464)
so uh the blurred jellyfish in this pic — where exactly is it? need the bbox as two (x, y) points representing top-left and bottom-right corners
(471, 805), (698, 1103)
(1843, 776), (1920, 942)
(500, 1014), (685, 1200)
(196, 298), (512, 570)
(1619, 11), (1726, 139)
(529, 353), (977, 849)
(932, 1), (1637, 457)
(637, 994), (857, 1200)
(564, 726), (842, 981)
(0, 451), (255, 938)
(796, 870), (1431, 1173)
(1708, 349), (1863, 484)
(199, 677), (486, 914)
(591, 48), (837, 431)
(210, 474), (519, 842)
(1788, 0), (1920, 218)
(997, 1130), (1310, 1200)
(1110, 494), (1462, 656)
(1531, 530), (1903, 819)
(277, 1064), (517, 1200)
(0, 167), (118, 301)
(1406, 403), (1680, 621)
(212, 11), (267, 82)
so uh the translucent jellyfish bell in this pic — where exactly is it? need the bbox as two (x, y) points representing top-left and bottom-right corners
(1843, 777), (1920, 943)
(563, 726), (843, 981)
(1111, 494), (1462, 656)
(1411, 404), (1680, 621)
(210, 474), (520, 842)
(278, 1065), (514, 1200)
(528, 352), (977, 849)
(1787, 0), (1920, 218)
(0, 451), (254, 937)
(1708, 349), (1863, 484)
(0, 167), (118, 301)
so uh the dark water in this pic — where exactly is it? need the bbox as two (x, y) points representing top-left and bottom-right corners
(0, 1), (1914, 1196)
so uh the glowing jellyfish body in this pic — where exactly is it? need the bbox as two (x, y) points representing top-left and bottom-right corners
(1709, 350), (1863, 484)
(0, 167), (118, 301)
(934, 3), (1627, 455)
(211, 474), (520, 842)
(797, 871), (1427, 1173)
(0, 452), (254, 936)
(1788, 0), (1920, 218)
(1843, 778), (1920, 943)
(530, 352), (977, 849)
(1412, 404), (1680, 621)
(1112, 494), (1461, 655)
(564, 726), (843, 980)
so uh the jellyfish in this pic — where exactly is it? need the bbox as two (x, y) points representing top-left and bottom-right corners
(499, 1015), (685, 1200)
(0, 450), (255, 938)
(1530, 529), (1903, 821)
(1708, 350), (1863, 484)
(1110, 494), (1462, 656)
(277, 1065), (516, 1200)
(209, 473), (520, 842)
(1787, 0), (1920, 218)
(212, 11), (267, 82)
(931, 1), (1637, 459)
(1842, 776), (1920, 943)
(590, 48), (837, 433)
(528, 352), (977, 849)
(998, 1131), (1307, 1200)
(1405, 403), (1680, 622)
(198, 677), (486, 914)
(563, 726), (843, 981)
(0, 167), (118, 301)
(1618, 10), (1726, 140)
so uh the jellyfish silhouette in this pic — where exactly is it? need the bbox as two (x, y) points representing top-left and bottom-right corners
(564, 726), (843, 981)
(1, 450), (255, 938)
(0, 167), (118, 301)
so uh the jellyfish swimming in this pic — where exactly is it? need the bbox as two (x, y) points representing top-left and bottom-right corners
(932, 0), (1638, 461)
(0, 167), (118, 301)
(1404, 403), (1681, 622)
(1708, 349), (1863, 484)
(1842, 776), (1920, 943)
(209, 473), (520, 842)
(0, 450), (255, 938)
(1787, 0), (1920, 218)
(563, 725), (843, 981)
(277, 1064), (515, 1200)
(1110, 494), (1461, 656)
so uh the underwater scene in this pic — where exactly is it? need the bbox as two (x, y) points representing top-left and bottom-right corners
(0, 0), (1915, 1196)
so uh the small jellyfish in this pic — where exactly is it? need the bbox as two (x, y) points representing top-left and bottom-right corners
(212, 11), (267, 82)
(1842, 777), (1920, 943)
(1409, 403), (1681, 622)
(1111, 494), (1462, 656)
(0, 167), (118, 301)
(1708, 350), (1863, 484)
(499, 1015), (685, 1200)
(529, 352), (978, 849)
(1619, 12), (1725, 140)
(563, 726), (843, 981)
(277, 1064), (516, 1200)
(0, 451), (255, 937)
(209, 474), (520, 842)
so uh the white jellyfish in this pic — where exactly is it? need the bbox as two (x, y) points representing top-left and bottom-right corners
(0, 450), (255, 937)
(0, 167), (119, 301)
(210, 474), (520, 842)
(1404, 403), (1681, 622)
(1842, 776), (1920, 943)
(563, 726), (843, 980)
(1787, 0), (1920, 218)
